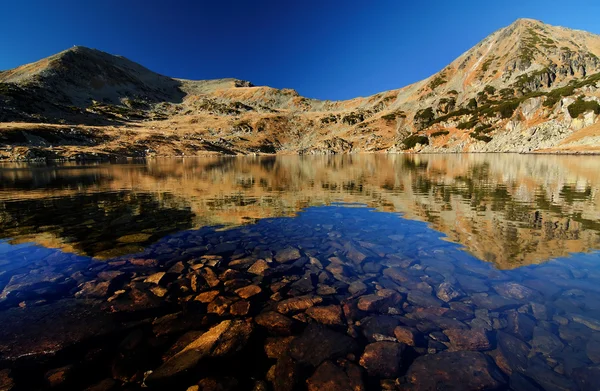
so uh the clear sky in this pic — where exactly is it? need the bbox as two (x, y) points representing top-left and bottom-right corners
(1, 0), (599, 100)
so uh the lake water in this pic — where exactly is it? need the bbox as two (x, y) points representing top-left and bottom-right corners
(0, 154), (599, 390)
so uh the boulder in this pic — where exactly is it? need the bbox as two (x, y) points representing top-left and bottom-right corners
(305, 305), (345, 326)
(307, 360), (365, 391)
(443, 328), (491, 351)
(359, 341), (405, 378)
(146, 320), (253, 385)
(404, 351), (506, 390)
(289, 324), (358, 367)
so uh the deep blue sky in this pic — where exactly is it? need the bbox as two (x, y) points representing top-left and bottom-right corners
(1, 0), (599, 100)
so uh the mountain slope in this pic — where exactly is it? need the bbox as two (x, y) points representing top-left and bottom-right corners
(1, 18), (600, 160)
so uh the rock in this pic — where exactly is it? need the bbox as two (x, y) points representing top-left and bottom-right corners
(382, 268), (409, 283)
(404, 351), (506, 390)
(0, 369), (14, 391)
(234, 285), (261, 299)
(436, 282), (464, 302)
(144, 272), (166, 285)
(146, 320), (253, 385)
(357, 294), (388, 312)
(306, 305), (345, 326)
(0, 271), (65, 300)
(496, 331), (530, 374)
(191, 291), (217, 304)
(394, 326), (418, 346)
(509, 372), (544, 391)
(45, 365), (74, 388)
(455, 274), (489, 293)
(207, 296), (232, 315)
(360, 316), (401, 342)
(276, 295), (323, 314)
(587, 340), (600, 364)
(152, 312), (204, 337)
(359, 341), (405, 378)
(272, 354), (301, 391)
(275, 247), (301, 263)
(195, 377), (238, 391)
(531, 326), (564, 356)
(571, 313), (600, 331)
(572, 366), (600, 391)
(493, 282), (538, 300)
(162, 331), (204, 362)
(251, 380), (269, 391)
(505, 310), (536, 340)
(230, 300), (250, 316)
(248, 259), (270, 275)
(348, 280), (368, 295)
(75, 280), (113, 298)
(265, 336), (295, 359)
(0, 299), (117, 361)
(525, 362), (577, 391)
(289, 323), (359, 366)
(471, 293), (520, 311)
(407, 290), (443, 307)
(199, 268), (220, 288)
(443, 328), (491, 351)
(84, 378), (116, 391)
(255, 311), (295, 335)
(307, 360), (365, 391)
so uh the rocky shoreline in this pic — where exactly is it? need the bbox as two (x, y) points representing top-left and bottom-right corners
(1, 206), (600, 390)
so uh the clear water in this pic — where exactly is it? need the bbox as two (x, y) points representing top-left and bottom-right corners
(0, 154), (599, 390)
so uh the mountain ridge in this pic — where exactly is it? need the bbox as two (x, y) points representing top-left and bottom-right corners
(1, 18), (600, 160)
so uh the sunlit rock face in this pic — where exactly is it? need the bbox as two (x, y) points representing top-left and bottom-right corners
(1, 154), (599, 267)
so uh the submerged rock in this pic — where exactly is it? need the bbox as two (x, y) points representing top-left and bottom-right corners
(404, 351), (506, 390)
(443, 328), (491, 351)
(493, 282), (538, 301)
(276, 295), (322, 314)
(305, 305), (345, 326)
(275, 247), (301, 263)
(359, 341), (405, 378)
(289, 323), (359, 367)
(436, 282), (464, 302)
(0, 299), (117, 361)
(307, 360), (365, 391)
(255, 311), (295, 335)
(146, 320), (253, 385)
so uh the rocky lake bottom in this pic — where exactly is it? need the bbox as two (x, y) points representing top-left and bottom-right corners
(1, 154), (600, 391)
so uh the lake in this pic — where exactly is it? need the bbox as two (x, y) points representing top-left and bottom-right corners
(0, 154), (599, 390)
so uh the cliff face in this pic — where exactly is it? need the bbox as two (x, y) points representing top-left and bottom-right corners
(1, 19), (600, 159)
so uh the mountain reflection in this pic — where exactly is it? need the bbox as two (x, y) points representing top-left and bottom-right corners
(0, 154), (598, 267)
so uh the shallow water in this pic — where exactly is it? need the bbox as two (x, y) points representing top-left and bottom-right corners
(0, 154), (600, 390)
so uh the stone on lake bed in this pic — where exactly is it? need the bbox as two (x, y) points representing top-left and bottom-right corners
(357, 294), (388, 312)
(443, 328), (491, 351)
(407, 290), (443, 307)
(274, 247), (302, 263)
(247, 259), (270, 275)
(404, 351), (506, 390)
(570, 313), (600, 331)
(145, 320), (253, 385)
(255, 311), (295, 335)
(305, 305), (345, 326)
(0, 299), (117, 362)
(495, 331), (530, 374)
(116, 233), (152, 243)
(234, 284), (261, 299)
(531, 326), (564, 356)
(276, 295), (323, 314)
(289, 323), (359, 367)
(307, 361), (365, 391)
(493, 282), (538, 301)
(394, 326), (418, 346)
(0, 369), (14, 391)
(194, 290), (220, 303)
(264, 336), (295, 359)
(359, 341), (405, 378)
(144, 272), (166, 285)
(436, 282), (464, 302)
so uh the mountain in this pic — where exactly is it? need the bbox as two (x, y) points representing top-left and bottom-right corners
(1, 18), (600, 160)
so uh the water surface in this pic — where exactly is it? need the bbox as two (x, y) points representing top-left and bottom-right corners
(1, 154), (600, 390)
